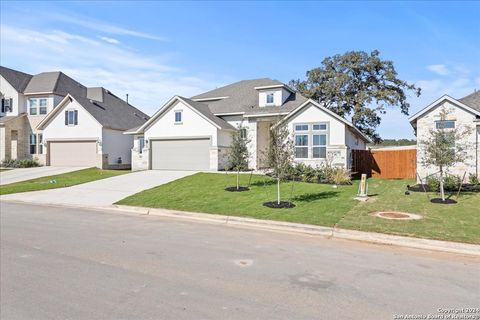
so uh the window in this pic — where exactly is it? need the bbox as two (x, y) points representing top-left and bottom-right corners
(313, 123), (327, 131)
(295, 135), (309, 158)
(436, 120), (455, 129)
(295, 124), (309, 131)
(65, 110), (78, 126)
(29, 99), (38, 115)
(39, 99), (47, 115)
(1, 98), (12, 113)
(38, 134), (43, 154)
(240, 128), (247, 139)
(29, 134), (36, 154)
(313, 134), (327, 158)
(266, 93), (274, 104)
(138, 137), (145, 154)
(175, 111), (182, 123)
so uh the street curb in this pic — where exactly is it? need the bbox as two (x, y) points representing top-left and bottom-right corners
(108, 204), (480, 257)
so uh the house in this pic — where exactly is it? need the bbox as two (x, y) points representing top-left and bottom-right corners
(409, 91), (480, 180)
(126, 78), (370, 171)
(0, 66), (149, 168)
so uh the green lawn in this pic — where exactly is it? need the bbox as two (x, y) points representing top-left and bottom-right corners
(0, 168), (129, 195)
(117, 172), (480, 244)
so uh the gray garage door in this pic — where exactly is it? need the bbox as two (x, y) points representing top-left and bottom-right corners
(151, 138), (210, 170)
(49, 141), (97, 167)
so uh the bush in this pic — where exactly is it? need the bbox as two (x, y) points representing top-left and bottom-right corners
(330, 168), (352, 185)
(426, 175), (440, 192)
(289, 163), (351, 185)
(469, 174), (479, 185)
(443, 175), (461, 191)
(1, 158), (40, 168)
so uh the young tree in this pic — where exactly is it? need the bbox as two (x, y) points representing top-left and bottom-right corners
(419, 108), (472, 202)
(289, 50), (421, 142)
(227, 123), (250, 190)
(266, 121), (295, 205)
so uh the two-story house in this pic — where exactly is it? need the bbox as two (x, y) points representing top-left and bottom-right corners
(126, 78), (370, 171)
(1, 66), (149, 168)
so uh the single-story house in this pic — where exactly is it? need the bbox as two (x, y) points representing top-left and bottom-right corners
(37, 88), (149, 169)
(126, 78), (370, 171)
(409, 91), (480, 180)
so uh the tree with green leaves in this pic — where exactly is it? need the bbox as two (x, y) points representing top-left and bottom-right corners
(419, 108), (472, 202)
(290, 50), (421, 142)
(227, 123), (251, 190)
(265, 121), (295, 206)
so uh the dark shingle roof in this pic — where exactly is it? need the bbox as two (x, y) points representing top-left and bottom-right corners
(458, 91), (480, 111)
(0, 66), (32, 92)
(179, 97), (235, 130)
(72, 89), (150, 131)
(24, 71), (87, 97)
(191, 78), (306, 115)
(0, 114), (26, 125)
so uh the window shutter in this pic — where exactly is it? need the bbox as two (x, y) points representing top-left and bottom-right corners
(1, 99), (4, 113)
(7, 98), (13, 112)
(65, 110), (68, 125)
(74, 110), (78, 125)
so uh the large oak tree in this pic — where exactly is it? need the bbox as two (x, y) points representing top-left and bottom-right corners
(290, 50), (421, 142)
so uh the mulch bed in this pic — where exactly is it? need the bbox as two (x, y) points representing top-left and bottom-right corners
(407, 184), (480, 193)
(263, 201), (296, 209)
(225, 186), (250, 192)
(430, 198), (457, 204)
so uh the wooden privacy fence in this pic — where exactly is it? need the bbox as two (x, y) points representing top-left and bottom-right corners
(352, 148), (417, 179)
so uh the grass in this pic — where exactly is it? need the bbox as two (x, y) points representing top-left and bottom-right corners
(0, 168), (129, 195)
(117, 172), (480, 244)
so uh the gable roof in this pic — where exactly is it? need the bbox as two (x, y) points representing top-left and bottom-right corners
(24, 71), (87, 97)
(458, 91), (480, 112)
(37, 89), (149, 131)
(409, 94), (480, 124)
(191, 78), (307, 115)
(0, 66), (33, 92)
(128, 95), (235, 134)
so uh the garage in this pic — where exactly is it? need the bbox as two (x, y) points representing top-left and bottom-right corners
(49, 141), (97, 167)
(151, 138), (210, 170)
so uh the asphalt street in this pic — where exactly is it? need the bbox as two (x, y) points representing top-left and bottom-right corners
(1, 202), (479, 320)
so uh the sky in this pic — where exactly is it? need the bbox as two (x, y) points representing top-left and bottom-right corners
(1, 1), (479, 139)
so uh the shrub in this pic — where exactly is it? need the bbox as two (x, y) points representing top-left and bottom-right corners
(426, 175), (440, 192)
(330, 168), (352, 185)
(1, 158), (40, 168)
(443, 175), (461, 191)
(469, 173), (479, 185)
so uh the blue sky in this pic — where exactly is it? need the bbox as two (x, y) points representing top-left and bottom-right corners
(1, 1), (479, 139)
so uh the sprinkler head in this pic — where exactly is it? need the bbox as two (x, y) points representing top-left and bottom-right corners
(405, 190), (410, 196)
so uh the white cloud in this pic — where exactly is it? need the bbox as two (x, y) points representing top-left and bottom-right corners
(0, 24), (220, 114)
(427, 64), (449, 76)
(99, 36), (120, 45)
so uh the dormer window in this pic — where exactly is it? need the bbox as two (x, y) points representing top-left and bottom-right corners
(266, 93), (274, 105)
(175, 110), (182, 124)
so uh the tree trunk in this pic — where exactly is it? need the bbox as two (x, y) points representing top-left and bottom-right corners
(236, 169), (240, 190)
(277, 177), (281, 205)
(439, 168), (445, 202)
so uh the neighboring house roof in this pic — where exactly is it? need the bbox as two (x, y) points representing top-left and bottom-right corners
(409, 93), (480, 124)
(37, 89), (150, 131)
(24, 71), (87, 97)
(191, 78), (307, 115)
(0, 66), (33, 92)
(458, 91), (480, 112)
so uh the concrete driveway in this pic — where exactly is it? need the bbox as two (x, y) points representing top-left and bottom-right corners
(0, 166), (87, 185)
(0, 170), (195, 207)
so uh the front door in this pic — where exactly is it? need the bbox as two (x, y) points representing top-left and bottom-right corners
(10, 130), (18, 160)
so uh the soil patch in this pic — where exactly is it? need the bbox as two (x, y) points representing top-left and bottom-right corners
(225, 186), (250, 192)
(430, 198), (457, 204)
(263, 201), (296, 209)
(370, 211), (423, 220)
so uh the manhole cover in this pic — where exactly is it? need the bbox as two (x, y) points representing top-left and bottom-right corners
(370, 211), (422, 220)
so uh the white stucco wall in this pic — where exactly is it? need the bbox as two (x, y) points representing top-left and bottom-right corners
(345, 128), (366, 150)
(0, 76), (26, 116)
(415, 100), (478, 180)
(102, 128), (133, 165)
(258, 90), (283, 107)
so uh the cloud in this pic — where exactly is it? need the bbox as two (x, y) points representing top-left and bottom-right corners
(99, 36), (120, 45)
(427, 64), (449, 76)
(0, 24), (220, 114)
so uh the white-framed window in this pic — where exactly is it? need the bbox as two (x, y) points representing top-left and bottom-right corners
(313, 123), (327, 131)
(38, 134), (43, 154)
(29, 134), (37, 154)
(29, 99), (38, 115)
(39, 98), (48, 115)
(295, 134), (309, 158)
(312, 134), (327, 158)
(65, 110), (78, 126)
(240, 128), (247, 139)
(175, 110), (182, 123)
(1, 98), (13, 113)
(266, 93), (274, 104)
(295, 124), (309, 131)
(436, 120), (455, 129)
(138, 137), (145, 154)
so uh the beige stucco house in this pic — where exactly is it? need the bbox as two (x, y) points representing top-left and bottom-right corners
(409, 91), (480, 180)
